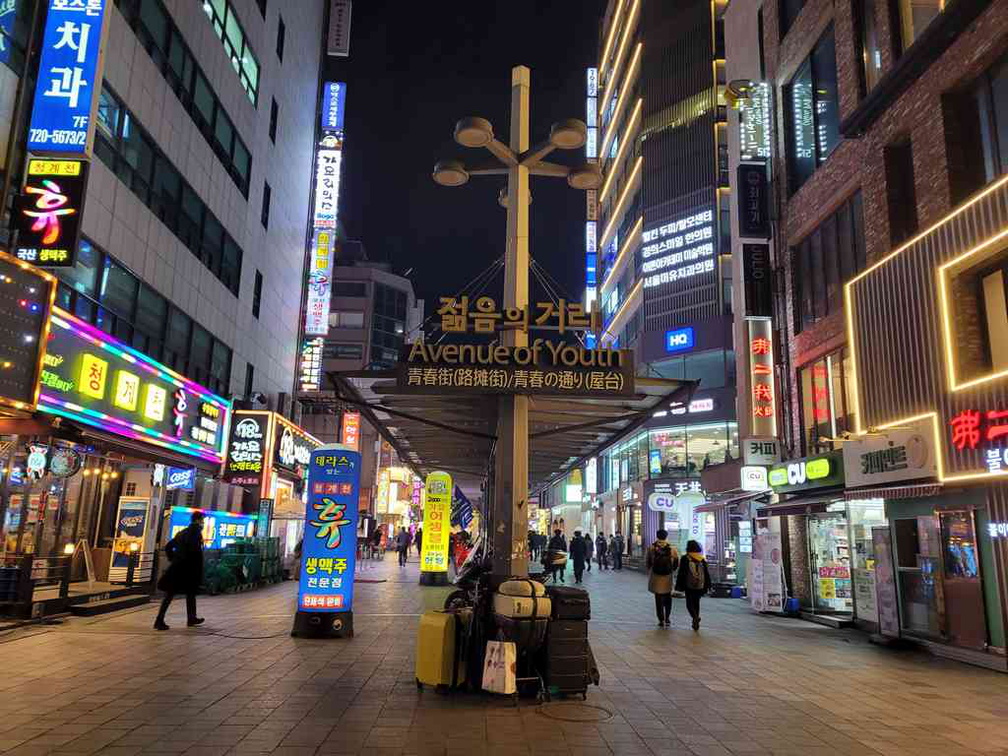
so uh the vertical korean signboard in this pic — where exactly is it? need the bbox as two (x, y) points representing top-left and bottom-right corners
(14, 157), (88, 267)
(292, 444), (360, 638)
(747, 317), (777, 437)
(28, 0), (109, 155)
(304, 229), (334, 336)
(419, 470), (451, 585)
(340, 410), (360, 450)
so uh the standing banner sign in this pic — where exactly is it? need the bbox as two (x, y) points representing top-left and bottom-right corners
(292, 444), (360, 638)
(419, 470), (452, 585)
(109, 497), (148, 577)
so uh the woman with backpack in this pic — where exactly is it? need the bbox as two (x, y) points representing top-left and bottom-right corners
(676, 539), (712, 631)
(645, 529), (679, 627)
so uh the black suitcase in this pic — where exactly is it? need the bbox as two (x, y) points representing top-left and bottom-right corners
(545, 585), (591, 620)
(549, 619), (588, 640)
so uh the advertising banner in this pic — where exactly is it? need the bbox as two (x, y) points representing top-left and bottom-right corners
(223, 411), (268, 487)
(421, 470), (452, 574)
(165, 467), (195, 491)
(872, 525), (900, 637)
(750, 518), (784, 613)
(110, 497), (148, 569)
(28, 0), (108, 155)
(320, 81), (346, 133)
(298, 446), (360, 612)
(15, 158), (88, 267)
(340, 410), (361, 450)
(168, 507), (255, 550)
(304, 229), (335, 336)
(313, 135), (342, 229)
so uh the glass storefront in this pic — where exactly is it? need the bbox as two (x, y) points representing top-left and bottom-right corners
(848, 498), (887, 627)
(808, 511), (853, 616)
(649, 422), (739, 477)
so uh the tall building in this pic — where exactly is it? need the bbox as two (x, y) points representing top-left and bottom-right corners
(571, 0), (739, 564)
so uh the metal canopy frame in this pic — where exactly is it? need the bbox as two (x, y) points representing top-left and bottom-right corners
(315, 370), (695, 499)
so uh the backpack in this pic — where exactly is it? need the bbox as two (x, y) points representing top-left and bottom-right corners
(686, 559), (706, 590)
(652, 545), (673, 576)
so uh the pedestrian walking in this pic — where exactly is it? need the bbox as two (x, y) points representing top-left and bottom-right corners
(613, 531), (625, 569)
(584, 532), (594, 572)
(154, 510), (205, 630)
(415, 527), (423, 556)
(646, 529), (679, 627)
(547, 528), (568, 583)
(396, 527), (409, 567)
(570, 530), (588, 584)
(596, 533), (608, 570)
(676, 539), (712, 631)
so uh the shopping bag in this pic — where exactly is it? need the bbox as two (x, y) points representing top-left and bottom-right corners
(481, 640), (517, 695)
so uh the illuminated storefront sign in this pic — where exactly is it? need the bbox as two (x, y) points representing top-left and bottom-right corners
(224, 412), (267, 487)
(224, 410), (319, 492)
(340, 410), (361, 450)
(169, 506), (255, 550)
(767, 452), (844, 493)
(421, 470), (452, 575)
(842, 423), (936, 487)
(747, 317), (777, 437)
(304, 229), (335, 336)
(312, 134), (342, 229)
(585, 67), (597, 159)
(274, 418), (316, 472)
(989, 522), (1008, 538)
(0, 251), (56, 411)
(37, 308), (229, 464)
(641, 208), (715, 289)
(320, 81), (346, 133)
(739, 81), (771, 161)
(948, 408), (1008, 474)
(585, 456), (597, 495)
(14, 158), (88, 267)
(741, 465), (769, 491)
(27, 0), (108, 154)
(664, 326), (694, 354)
(298, 447), (360, 613)
(165, 467), (195, 491)
(298, 336), (324, 392)
(586, 220), (597, 314)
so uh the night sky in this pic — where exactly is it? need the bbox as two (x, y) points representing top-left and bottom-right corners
(324, 1), (606, 314)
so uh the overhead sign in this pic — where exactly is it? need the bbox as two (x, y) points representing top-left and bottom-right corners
(298, 446), (360, 613)
(223, 412), (267, 487)
(0, 251), (56, 411)
(398, 339), (634, 397)
(743, 244), (772, 317)
(843, 424), (937, 487)
(320, 81), (346, 133)
(165, 467), (196, 491)
(641, 207), (715, 289)
(738, 163), (771, 239)
(743, 437), (779, 466)
(767, 451), (844, 493)
(741, 465), (769, 492)
(27, 0), (108, 154)
(274, 417), (317, 473)
(747, 317), (777, 437)
(304, 229), (335, 336)
(421, 470), (452, 575)
(37, 308), (230, 464)
(312, 134), (342, 229)
(14, 158), (88, 267)
(169, 506), (255, 550)
(436, 296), (600, 335)
(664, 326), (695, 354)
(340, 410), (361, 450)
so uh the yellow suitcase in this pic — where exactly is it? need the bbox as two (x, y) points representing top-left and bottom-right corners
(415, 610), (468, 689)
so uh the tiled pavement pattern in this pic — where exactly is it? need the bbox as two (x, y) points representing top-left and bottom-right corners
(0, 554), (1005, 755)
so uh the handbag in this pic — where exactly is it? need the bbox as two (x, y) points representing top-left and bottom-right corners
(481, 640), (517, 695)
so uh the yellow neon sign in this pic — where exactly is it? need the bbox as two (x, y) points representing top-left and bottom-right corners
(113, 370), (140, 411)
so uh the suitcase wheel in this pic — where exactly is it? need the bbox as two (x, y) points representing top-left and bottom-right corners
(415, 677), (422, 691)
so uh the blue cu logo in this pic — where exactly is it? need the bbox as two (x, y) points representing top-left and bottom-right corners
(665, 327), (695, 354)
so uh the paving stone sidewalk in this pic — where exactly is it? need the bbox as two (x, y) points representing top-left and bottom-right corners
(0, 552), (1004, 756)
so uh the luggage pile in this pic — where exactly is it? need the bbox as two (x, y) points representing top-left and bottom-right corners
(492, 578), (550, 651)
(540, 585), (592, 700)
(415, 608), (472, 691)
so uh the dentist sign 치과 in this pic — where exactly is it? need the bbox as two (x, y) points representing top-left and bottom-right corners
(292, 444), (360, 639)
(28, 0), (110, 155)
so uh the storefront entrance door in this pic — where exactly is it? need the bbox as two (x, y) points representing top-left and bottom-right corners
(808, 513), (853, 616)
(938, 511), (987, 649)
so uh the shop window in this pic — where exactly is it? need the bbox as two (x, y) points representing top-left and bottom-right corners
(648, 422), (738, 477)
(798, 348), (855, 453)
(784, 26), (840, 193)
(895, 0), (944, 53)
(884, 139), (918, 245)
(857, 0), (883, 94)
(792, 192), (865, 332)
(779, 0), (805, 37)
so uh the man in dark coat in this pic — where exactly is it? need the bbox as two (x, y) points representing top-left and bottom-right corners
(570, 530), (588, 584)
(415, 527), (423, 556)
(546, 528), (568, 584)
(596, 533), (608, 570)
(154, 510), (205, 630)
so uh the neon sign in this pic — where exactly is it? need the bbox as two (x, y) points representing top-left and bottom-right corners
(15, 159), (88, 267)
(641, 208), (715, 289)
(37, 308), (230, 464)
(304, 229), (334, 336)
(747, 317), (776, 436)
(313, 135), (342, 229)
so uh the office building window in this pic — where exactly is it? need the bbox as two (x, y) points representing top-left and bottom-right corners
(799, 349), (855, 454)
(784, 26), (840, 192)
(244, 363), (255, 397)
(945, 52), (1008, 204)
(857, 0), (883, 94)
(947, 246), (1008, 384)
(333, 281), (367, 297)
(779, 0), (805, 37)
(261, 182), (271, 229)
(371, 284), (407, 367)
(201, 0), (260, 104)
(884, 139), (918, 245)
(323, 343), (364, 360)
(276, 16), (285, 61)
(54, 240), (233, 395)
(96, 85), (244, 296)
(331, 311), (365, 328)
(269, 98), (278, 143)
(252, 270), (263, 318)
(896, 0), (944, 53)
(793, 192), (865, 333)
(115, 0), (252, 196)
(0, 0), (32, 76)
(255, 0), (266, 17)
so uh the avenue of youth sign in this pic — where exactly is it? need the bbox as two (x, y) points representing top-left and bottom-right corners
(398, 340), (634, 397)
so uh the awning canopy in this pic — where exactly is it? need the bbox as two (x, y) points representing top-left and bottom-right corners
(310, 370), (694, 501)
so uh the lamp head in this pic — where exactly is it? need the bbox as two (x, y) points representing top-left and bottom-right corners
(454, 117), (494, 148)
(432, 160), (470, 187)
(549, 119), (587, 150)
(567, 162), (602, 190)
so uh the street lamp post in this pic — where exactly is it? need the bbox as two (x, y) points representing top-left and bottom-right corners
(433, 66), (601, 576)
